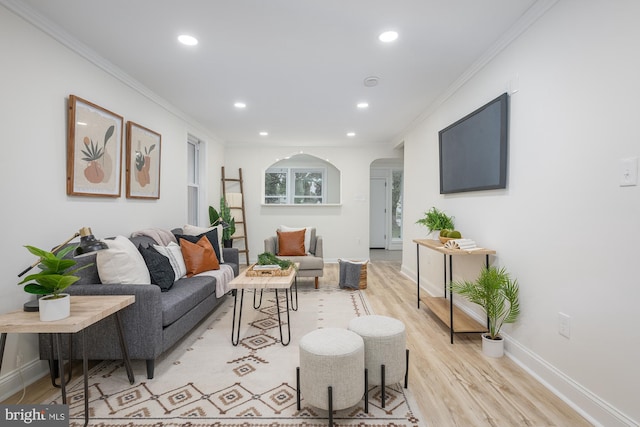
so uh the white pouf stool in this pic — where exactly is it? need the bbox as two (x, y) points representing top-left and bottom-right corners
(297, 328), (368, 425)
(348, 315), (409, 408)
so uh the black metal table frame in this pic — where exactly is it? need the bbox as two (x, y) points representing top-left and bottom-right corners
(416, 243), (490, 344)
(231, 276), (298, 346)
(0, 311), (135, 427)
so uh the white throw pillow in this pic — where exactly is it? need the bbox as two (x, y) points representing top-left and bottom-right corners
(153, 242), (187, 280)
(182, 224), (224, 262)
(278, 225), (312, 253)
(97, 235), (151, 284)
(182, 224), (214, 235)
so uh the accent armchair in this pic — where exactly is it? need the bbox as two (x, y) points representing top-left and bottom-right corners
(264, 227), (324, 288)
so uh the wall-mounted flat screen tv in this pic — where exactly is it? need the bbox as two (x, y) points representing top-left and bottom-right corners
(439, 92), (509, 194)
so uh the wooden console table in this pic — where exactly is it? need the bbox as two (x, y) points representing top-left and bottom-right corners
(414, 239), (495, 343)
(0, 295), (136, 427)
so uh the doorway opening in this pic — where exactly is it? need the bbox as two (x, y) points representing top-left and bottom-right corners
(369, 157), (403, 252)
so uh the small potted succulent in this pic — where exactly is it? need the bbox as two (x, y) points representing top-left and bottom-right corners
(416, 207), (455, 240)
(18, 245), (90, 321)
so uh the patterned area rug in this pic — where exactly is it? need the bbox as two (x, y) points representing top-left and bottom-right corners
(45, 287), (425, 426)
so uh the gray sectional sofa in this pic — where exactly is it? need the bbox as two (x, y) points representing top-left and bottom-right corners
(38, 232), (239, 379)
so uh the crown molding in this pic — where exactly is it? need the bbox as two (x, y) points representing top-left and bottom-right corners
(392, 0), (560, 147)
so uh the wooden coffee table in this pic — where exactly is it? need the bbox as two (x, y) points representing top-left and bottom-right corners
(229, 265), (298, 346)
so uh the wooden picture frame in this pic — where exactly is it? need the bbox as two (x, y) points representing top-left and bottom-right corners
(126, 121), (161, 199)
(67, 95), (123, 197)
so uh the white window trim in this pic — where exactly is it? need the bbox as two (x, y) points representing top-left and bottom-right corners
(264, 167), (327, 204)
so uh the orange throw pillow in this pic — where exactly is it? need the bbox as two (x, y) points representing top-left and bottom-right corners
(277, 229), (306, 256)
(179, 236), (220, 277)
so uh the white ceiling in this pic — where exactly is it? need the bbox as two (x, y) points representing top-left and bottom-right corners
(12, 0), (542, 146)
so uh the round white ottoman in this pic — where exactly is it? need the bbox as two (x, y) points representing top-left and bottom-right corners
(297, 328), (366, 423)
(348, 315), (408, 408)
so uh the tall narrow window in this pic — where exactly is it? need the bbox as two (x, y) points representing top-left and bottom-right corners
(264, 168), (288, 204)
(392, 170), (403, 240)
(293, 169), (324, 204)
(187, 136), (201, 225)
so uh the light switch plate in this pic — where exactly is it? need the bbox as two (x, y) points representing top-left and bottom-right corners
(619, 157), (638, 186)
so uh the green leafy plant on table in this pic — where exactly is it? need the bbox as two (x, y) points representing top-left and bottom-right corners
(416, 207), (455, 232)
(18, 245), (91, 299)
(450, 266), (520, 340)
(257, 252), (296, 270)
(209, 197), (236, 246)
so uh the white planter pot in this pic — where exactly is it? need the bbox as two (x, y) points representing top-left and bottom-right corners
(39, 294), (71, 322)
(427, 230), (441, 240)
(481, 333), (504, 358)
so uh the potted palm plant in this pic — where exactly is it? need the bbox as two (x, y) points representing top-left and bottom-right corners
(18, 245), (90, 321)
(209, 197), (236, 248)
(450, 266), (520, 357)
(416, 207), (455, 239)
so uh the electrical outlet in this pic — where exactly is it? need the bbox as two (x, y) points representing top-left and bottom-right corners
(558, 312), (571, 338)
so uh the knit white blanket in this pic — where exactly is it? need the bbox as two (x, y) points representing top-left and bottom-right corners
(194, 264), (235, 298)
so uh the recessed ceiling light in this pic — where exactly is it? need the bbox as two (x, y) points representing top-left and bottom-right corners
(178, 34), (198, 46)
(379, 31), (398, 42)
(347, 132), (356, 137)
(234, 102), (246, 109)
(364, 76), (379, 87)
(357, 102), (369, 109)
(259, 131), (269, 136)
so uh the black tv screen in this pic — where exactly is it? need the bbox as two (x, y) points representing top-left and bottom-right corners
(439, 93), (509, 194)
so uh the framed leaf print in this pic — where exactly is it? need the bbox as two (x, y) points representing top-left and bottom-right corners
(67, 95), (123, 197)
(126, 121), (161, 199)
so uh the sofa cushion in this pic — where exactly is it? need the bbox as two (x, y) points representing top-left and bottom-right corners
(277, 229), (306, 256)
(160, 275), (216, 327)
(153, 242), (187, 280)
(139, 245), (175, 291)
(97, 235), (151, 284)
(182, 224), (224, 262)
(179, 236), (220, 277)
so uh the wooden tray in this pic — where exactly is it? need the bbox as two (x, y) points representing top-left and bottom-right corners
(245, 264), (294, 277)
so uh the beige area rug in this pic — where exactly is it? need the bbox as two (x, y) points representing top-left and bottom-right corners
(45, 287), (425, 426)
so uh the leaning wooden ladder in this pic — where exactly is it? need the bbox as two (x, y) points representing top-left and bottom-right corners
(221, 167), (250, 265)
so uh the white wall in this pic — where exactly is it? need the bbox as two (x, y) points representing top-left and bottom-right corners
(224, 145), (402, 264)
(401, 1), (640, 425)
(0, 6), (224, 399)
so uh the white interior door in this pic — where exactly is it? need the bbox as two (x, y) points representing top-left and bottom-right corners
(370, 177), (387, 248)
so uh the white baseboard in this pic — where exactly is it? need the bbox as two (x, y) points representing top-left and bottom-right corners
(0, 357), (49, 402)
(400, 264), (638, 427)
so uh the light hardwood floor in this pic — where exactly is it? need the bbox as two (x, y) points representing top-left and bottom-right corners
(3, 258), (592, 426)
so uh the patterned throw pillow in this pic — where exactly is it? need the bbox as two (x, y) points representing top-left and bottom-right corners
(153, 242), (187, 280)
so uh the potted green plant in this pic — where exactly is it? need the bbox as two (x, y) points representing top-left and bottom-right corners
(209, 197), (236, 248)
(416, 207), (455, 239)
(450, 266), (520, 357)
(18, 245), (90, 321)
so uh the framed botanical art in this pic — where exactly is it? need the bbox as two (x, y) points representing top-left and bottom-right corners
(126, 121), (161, 199)
(67, 95), (123, 197)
